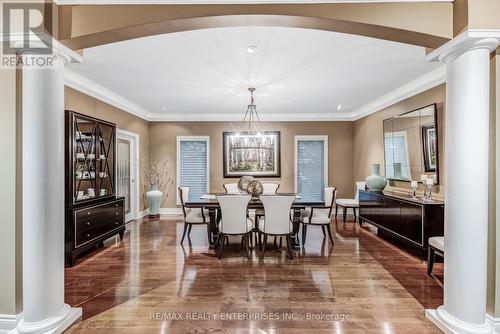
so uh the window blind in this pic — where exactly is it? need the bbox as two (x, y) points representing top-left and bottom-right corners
(297, 140), (325, 201)
(179, 140), (208, 201)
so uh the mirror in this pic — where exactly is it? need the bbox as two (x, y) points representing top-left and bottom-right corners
(383, 104), (439, 184)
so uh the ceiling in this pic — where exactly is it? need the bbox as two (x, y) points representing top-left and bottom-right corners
(67, 26), (445, 121)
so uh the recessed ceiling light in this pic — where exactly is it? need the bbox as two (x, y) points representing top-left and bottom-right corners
(246, 46), (258, 54)
(160, 106), (167, 110)
(337, 104), (343, 112)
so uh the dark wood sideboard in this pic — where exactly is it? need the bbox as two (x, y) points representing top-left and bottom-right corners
(65, 111), (125, 266)
(359, 190), (444, 258)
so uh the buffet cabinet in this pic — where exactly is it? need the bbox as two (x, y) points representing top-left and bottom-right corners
(65, 110), (125, 266)
(359, 190), (444, 258)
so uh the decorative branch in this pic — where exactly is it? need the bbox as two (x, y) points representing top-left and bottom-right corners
(143, 158), (173, 207)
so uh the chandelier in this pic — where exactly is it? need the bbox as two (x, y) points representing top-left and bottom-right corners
(237, 87), (264, 138)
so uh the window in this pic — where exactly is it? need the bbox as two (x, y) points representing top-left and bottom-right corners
(176, 136), (210, 204)
(295, 135), (328, 202)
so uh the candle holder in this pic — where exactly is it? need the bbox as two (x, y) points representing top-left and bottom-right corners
(410, 181), (417, 198)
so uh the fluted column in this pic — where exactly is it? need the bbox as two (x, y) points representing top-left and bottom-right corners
(426, 31), (499, 334)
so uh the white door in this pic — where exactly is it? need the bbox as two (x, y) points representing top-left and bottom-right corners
(117, 130), (139, 222)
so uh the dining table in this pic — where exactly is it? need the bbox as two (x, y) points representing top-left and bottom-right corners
(184, 193), (325, 249)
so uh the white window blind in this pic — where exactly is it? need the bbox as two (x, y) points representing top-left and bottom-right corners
(177, 138), (209, 202)
(296, 138), (327, 202)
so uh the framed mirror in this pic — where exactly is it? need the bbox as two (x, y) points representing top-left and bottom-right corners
(383, 103), (439, 184)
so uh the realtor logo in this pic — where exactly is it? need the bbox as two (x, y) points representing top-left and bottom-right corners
(2, 3), (52, 55)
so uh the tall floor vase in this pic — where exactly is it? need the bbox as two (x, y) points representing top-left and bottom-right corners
(146, 183), (163, 218)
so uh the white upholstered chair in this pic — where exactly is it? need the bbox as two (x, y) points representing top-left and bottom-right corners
(223, 183), (242, 194)
(258, 195), (296, 259)
(299, 187), (337, 246)
(178, 187), (210, 244)
(427, 236), (444, 275)
(255, 183), (280, 226)
(335, 182), (366, 222)
(216, 194), (253, 259)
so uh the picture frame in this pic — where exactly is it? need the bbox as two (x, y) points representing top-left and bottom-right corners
(223, 131), (281, 178)
(422, 124), (437, 172)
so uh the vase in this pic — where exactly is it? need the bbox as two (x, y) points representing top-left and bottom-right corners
(366, 164), (387, 192)
(146, 182), (163, 217)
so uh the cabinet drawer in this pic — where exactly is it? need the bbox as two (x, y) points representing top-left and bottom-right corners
(75, 212), (123, 234)
(75, 220), (123, 247)
(75, 201), (123, 221)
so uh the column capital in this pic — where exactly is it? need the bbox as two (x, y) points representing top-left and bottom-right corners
(427, 29), (500, 64)
(4, 32), (83, 65)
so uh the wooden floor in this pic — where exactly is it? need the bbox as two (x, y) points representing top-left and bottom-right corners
(64, 216), (444, 333)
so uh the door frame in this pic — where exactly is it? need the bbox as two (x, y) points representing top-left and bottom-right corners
(116, 129), (140, 221)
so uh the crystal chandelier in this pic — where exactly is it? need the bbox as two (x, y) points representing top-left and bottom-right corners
(237, 87), (264, 137)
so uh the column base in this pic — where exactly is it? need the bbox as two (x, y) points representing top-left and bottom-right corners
(426, 307), (491, 334)
(12, 304), (81, 334)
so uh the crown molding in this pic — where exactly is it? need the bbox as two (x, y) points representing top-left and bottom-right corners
(64, 67), (152, 121)
(54, 0), (452, 4)
(427, 29), (500, 63)
(147, 111), (354, 121)
(350, 65), (446, 121)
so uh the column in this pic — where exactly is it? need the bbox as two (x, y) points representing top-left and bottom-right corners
(426, 33), (499, 334)
(15, 50), (82, 333)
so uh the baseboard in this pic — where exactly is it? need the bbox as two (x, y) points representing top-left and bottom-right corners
(486, 314), (500, 333)
(426, 307), (492, 334)
(137, 209), (149, 219)
(0, 313), (21, 333)
(159, 208), (183, 218)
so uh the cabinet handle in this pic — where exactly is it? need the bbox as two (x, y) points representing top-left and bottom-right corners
(87, 212), (91, 216)
(86, 233), (90, 237)
(115, 212), (119, 216)
(86, 222), (90, 226)
(115, 221), (119, 225)
(115, 203), (119, 207)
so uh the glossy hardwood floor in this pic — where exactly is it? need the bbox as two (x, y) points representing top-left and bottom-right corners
(65, 216), (443, 333)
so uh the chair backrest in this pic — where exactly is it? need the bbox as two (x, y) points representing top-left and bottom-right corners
(259, 195), (295, 234)
(323, 186), (337, 217)
(354, 182), (366, 201)
(178, 186), (190, 216)
(223, 183), (241, 194)
(262, 183), (280, 195)
(216, 194), (252, 234)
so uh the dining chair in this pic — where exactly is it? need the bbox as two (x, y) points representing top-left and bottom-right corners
(178, 187), (210, 245)
(255, 182), (280, 230)
(335, 182), (366, 223)
(299, 187), (337, 246)
(258, 195), (296, 259)
(216, 194), (253, 259)
(223, 183), (242, 194)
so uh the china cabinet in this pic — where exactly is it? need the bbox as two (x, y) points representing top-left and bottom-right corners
(65, 110), (125, 266)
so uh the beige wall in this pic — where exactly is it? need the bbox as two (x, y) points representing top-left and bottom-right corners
(354, 84), (446, 199)
(64, 87), (150, 210)
(149, 122), (354, 208)
(0, 67), (21, 315)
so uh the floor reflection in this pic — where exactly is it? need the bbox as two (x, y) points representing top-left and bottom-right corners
(65, 216), (442, 333)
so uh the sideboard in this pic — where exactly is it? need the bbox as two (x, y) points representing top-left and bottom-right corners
(358, 190), (444, 258)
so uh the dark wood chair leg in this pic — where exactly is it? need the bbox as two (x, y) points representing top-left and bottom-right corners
(217, 233), (225, 259)
(273, 236), (278, 247)
(342, 207), (347, 223)
(188, 224), (193, 237)
(206, 223), (211, 244)
(261, 235), (268, 257)
(279, 237), (283, 249)
(180, 224), (189, 244)
(321, 226), (326, 237)
(427, 247), (436, 275)
(286, 236), (294, 260)
(335, 205), (339, 218)
(245, 234), (251, 259)
(353, 208), (357, 222)
(326, 224), (334, 246)
(301, 224), (307, 246)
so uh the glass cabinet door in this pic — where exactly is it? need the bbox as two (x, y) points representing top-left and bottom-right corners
(74, 117), (97, 203)
(98, 123), (115, 198)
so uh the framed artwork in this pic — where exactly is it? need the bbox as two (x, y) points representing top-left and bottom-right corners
(422, 124), (437, 172)
(223, 131), (281, 178)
